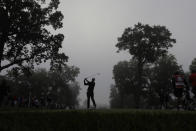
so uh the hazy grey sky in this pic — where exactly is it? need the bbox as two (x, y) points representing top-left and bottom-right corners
(58, 0), (196, 106)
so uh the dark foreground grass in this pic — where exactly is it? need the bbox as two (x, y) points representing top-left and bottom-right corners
(0, 109), (196, 131)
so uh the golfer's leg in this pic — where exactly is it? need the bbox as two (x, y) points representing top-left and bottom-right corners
(87, 93), (90, 109)
(91, 94), (96, 108)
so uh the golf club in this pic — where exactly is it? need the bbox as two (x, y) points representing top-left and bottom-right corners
(85, 73), (100, 79)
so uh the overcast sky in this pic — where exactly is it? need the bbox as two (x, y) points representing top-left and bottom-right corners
(57, 0), (196, 107)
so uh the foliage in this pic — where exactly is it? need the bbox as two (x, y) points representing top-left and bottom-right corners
(148, 54), (182, 108)
(110, 54), (182, 109)
(0, 0), (67, 72)
(112, 59), (150, 108)
(116, 23), (176, 64)
(6, 65), (80, 108)
(113, 60), (137, 95)
(109, 84), (121, 108)
(1, 109), (196, 131)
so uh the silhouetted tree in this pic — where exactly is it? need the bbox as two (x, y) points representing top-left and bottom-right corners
(7, 65), (80, 108)
(48, 65), (80, 108)
(112, 59), (150, 108)
(110, 84), (121, 108)
(112, 60), (137, 108)
(149, 54), (181, 109)
(116, 23), (176, 108)
(0, 0), (67, 72)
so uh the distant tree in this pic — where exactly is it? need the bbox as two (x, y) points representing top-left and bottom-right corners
(48, 65), (80, 108)
(112, 59), (150, 108)
(7, 65), (80, 108)
(112, 60), (136, 108)
(0, 0), (67, 72)
(149, 54), (182, 109)
(116, 23), (176, 108)
(190, 58), (196, 72)
(66, 81), (80, 108)
(110, 84), (121, 108)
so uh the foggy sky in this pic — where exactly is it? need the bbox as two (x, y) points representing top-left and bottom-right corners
(58, 0), (196, 107)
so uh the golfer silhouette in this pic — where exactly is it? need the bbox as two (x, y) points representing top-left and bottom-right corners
(84, 78), (96, 109)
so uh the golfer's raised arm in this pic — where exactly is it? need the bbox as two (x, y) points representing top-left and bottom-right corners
(84, 78), (88, 85)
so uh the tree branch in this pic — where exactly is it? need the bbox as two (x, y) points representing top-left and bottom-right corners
(0, 57), (33, 71)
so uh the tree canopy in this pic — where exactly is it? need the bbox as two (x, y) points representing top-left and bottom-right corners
(0, 0), (67, 72)
(116, 23), (176, 64)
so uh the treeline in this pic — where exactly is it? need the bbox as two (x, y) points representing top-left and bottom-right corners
(0, 65), (80, 109)
(110, 23), (196, 109)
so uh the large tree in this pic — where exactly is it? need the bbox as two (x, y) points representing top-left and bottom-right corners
(116, 23), (176, 108)
(0, 0), (67, 72)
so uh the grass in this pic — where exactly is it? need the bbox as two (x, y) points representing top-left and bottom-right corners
(0, 109), (196, 131)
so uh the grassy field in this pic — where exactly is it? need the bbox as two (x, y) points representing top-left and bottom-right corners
(0, 109), (196, 131)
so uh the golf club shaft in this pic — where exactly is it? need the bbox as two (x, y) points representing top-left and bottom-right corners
(85, 73), (100, 79)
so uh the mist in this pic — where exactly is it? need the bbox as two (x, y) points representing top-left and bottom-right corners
(58, 0), (196, 106)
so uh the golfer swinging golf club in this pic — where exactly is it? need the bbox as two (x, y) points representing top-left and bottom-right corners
(84, 77), (96, 109)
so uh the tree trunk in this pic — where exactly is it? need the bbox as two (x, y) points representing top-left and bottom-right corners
(134, 60), (143, 108)
(119, 89), (124, 108)
(0, 33), (7, 71)
(0, 8), (9, 72)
